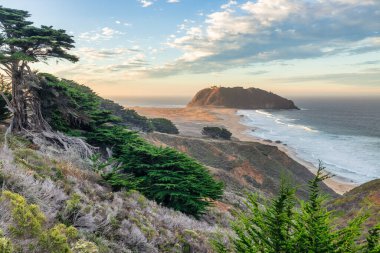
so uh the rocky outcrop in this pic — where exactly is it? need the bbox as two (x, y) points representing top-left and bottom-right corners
(187, 86), (299, 109)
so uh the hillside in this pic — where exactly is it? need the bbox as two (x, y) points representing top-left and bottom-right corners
(145, 132), (337, 201)
(187, 86), (299, 109)
(0, 127), (229, 252)
(329, 179), (380, 231)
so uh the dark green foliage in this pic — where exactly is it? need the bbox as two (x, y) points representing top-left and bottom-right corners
(102, 171), (141, 191)
(87, 126), (223, 217)
(119, 143), (223, 217)
(214, 164), (379, 252)
(38, 73), (118, 134)
(0, 6), (78, 64)
(38, 74), (164, 134)
(0, 5), (78, 131)
(100, 99), (154, 132)
(202, 127), (232, 140)
(230, 181), (296, 253)
(150, 118), (179, 134)
(365, 224), (380, 253)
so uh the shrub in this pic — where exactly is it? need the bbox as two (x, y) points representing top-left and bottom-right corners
(202, 127), (232, 140)
(100, 99), (154, 132)
(101, 171), (142, 191)
(72, 239), (99, 253)
(60, 194), (82, 226)
(119, 143), (224, 217)
(366, 224), (380, 253)
(150, 118), (179, 134)
(38, 224), (78, 253)
(87, 126), (223, 217)
(0, 235), (13, 253)
(0, 190), (45, 238)
(213, 164), (379, 252)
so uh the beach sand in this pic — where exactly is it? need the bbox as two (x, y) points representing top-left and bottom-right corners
(134, 106), (358, 195)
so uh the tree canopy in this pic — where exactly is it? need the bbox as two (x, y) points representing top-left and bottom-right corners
(0, 5), (78, 132)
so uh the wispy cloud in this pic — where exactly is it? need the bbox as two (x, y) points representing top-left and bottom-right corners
(138, 0), (153, 7)
(79, 27), (123, 41)
(167, 0), (180, 3)
(153, 0), (380, 77)
(271, 68), (380, 86)
(75, 47), (140, 59)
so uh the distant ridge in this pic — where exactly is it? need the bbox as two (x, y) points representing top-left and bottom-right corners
(187, 86), (299, 110)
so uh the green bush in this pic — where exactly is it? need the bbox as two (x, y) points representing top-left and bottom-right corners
(202, 127), (232, 140)
(38, 73), (118, 134)
(72, 239), (99, 253)
(87, 126), (223, 217)
(38, 73), (154, 133)
(0, 235), (13, 253)
(213, 164), (380, 253)
(101, 171), (142, 191)
(100, 99), (154, 132)
(0, 190), (46, 238)
(150, 118), (179, 134)
(38, 223), (78, 253)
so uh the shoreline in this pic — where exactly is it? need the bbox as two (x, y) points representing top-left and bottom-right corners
(133, 106), (358, 195)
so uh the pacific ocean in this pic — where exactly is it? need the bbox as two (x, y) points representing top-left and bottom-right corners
(238, 97), (380, 183)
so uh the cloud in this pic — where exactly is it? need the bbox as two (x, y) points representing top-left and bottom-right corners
(248, 70), (269, 75)
(79, 27), (123, 41)
(221, 1), (237, 9)
(106, 53), (149, 72)
(138, 0), (153, 7)
(75, 47), (138, 59)
(271, 68), (380, 86)
(154, 0), (380, 77)
(51, 50), (150, 83)
(360, 60), (380, 65)
(167, 0), (180, 3)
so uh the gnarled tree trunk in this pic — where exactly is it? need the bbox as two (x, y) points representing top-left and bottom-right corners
(11, 69), (28, 132)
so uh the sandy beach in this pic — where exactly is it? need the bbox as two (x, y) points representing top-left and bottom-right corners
(134, 106), (358, 195)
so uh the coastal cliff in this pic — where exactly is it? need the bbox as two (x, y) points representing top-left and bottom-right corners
(187, 86), (299, 109)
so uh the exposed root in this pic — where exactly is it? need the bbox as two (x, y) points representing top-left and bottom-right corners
(27, 130), (98, 159)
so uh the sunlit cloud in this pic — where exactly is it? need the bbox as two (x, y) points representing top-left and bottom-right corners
(79, 27), (123, 41)
(156, 0), (380, 77)
(138, 0), (153, 7)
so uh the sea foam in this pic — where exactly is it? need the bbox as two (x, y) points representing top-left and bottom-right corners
(238, 110), (380, 183)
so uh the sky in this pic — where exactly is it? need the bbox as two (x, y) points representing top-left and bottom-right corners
(1, 0), (380, 99)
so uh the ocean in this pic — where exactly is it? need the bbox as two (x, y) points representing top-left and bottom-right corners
(117, 96), (380, 184)
(238, 97), (380, 184)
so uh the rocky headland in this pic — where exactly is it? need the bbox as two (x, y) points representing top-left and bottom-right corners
(187, 86), (299, 110)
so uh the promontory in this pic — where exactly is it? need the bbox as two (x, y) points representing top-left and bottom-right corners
(187, 86), (299, 109)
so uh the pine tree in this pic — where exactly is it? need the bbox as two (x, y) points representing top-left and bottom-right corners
(0, 6), (78, 132)
(229, 179), (296, 253)
(293, 163), (335, 253)
(215, 163), (375, 253)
